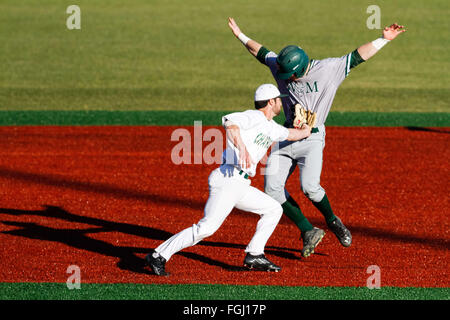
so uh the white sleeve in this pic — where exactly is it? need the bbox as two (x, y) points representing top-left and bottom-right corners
(270, 121), (290, 142)
(222, 112), (252, 130)
(321, 53), (352, 86)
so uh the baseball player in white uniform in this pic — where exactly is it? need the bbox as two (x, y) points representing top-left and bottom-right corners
(146, 84), (312, 276)
(228, 17), (406, 258)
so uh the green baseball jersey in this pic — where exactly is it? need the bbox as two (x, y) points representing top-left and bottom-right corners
(262, 50), (354, 127)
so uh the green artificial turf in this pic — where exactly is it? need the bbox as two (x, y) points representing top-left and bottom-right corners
(0, 283), (448, 300)
(0, 0), (448, 112)
(0, 110), (449, 126)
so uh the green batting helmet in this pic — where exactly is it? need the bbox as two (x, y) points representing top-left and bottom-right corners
(276, 45), (309, 80)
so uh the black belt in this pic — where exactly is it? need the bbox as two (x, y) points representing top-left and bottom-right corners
(238, 170), (250, 179)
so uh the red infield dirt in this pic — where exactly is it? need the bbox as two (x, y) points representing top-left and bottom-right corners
(0, 126), (448, 287)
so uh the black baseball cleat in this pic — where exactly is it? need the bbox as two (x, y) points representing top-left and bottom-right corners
(145, 252), (170, 276)
(243, 253), (281, 272)
(327, 216), (352, 247)
(301, 227), (325, 258)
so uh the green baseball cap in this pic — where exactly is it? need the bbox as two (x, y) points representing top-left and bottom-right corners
(276, 45), (310, 80)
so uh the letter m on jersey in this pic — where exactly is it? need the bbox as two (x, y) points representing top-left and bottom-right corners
(306, 81), (318, 93)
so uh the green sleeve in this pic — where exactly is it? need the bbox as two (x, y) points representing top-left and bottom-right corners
(256, 46), (271, 65)
(350, 49), (365, 69)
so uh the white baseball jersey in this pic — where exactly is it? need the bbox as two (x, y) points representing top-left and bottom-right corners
(222, 109), (289, 177)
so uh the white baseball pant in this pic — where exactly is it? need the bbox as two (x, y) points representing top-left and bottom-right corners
(155, 164), (283, 261)
(265, 124), (326, 203)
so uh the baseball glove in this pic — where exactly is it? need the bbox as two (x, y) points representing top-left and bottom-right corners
(293, 104), (316, 129)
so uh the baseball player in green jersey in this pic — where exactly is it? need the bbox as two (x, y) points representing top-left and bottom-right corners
(228, 17), (406, 257)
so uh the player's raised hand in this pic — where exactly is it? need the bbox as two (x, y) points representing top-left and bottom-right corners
(228, 17), (242, 38)
(382, 23), (406, 40)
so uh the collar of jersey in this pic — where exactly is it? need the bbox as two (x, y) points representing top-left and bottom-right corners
(256, 109), (271, 122)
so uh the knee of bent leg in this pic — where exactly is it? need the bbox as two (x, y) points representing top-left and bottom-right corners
(301, 182), (325, 203)
(264, 199), (283, 219)
(273, 202), (283, 218)
(264, 183), (287, 204)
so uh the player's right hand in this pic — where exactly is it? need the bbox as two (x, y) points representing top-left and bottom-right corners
(300, 124), (312, 138)
(228, 17), (242, 38)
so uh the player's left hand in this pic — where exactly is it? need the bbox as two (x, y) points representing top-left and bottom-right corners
(382, 23), (406, 40)
(239, 146), (254, 169)
(293, 104), (316, 129)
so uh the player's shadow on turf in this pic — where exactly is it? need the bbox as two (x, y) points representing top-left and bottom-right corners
(0, 219), (152, 275)
(405, 126), (450, 134)
(0, 206), (299, 274)
(4, 205), (447, 274)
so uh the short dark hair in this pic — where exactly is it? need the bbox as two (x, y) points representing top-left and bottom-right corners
(254, 99), (269, 109)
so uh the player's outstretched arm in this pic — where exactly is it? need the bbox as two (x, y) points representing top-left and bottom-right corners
(286, 124), (311, 141)
(357, 23), (406, 61)
(228, 17), (262, 57)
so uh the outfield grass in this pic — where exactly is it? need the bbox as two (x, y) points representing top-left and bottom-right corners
(0, 110), (449, 126)
(0, 0), (448, 112)
(0, 283), (448, 300)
